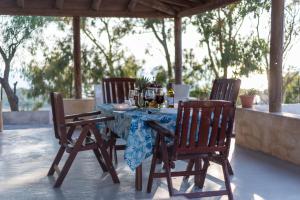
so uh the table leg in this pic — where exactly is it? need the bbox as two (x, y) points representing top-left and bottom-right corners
(135, 164), (143, 191)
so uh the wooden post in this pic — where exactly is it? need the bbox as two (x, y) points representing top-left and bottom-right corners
(269, 0), (284, 112)
(73, 16), (82, 99)
(174, 16), (182, 84)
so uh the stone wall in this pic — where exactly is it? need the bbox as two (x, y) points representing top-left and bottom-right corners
(3, 111), (51, 125)
(63, 98), (95, 115)
(235, 108), (300, 166)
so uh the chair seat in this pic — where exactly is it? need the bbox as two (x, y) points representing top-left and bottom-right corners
(156, 143), (225, 161)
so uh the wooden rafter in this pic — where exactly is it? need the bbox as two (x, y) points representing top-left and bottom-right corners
(16, 0), (24, 8)
(178, 0), (240, 17)
(55, 0), (64, 9)
(138, 0), (175, 16)
(91, 0), (102, 11)
(159, 0), (192, 8)
(0, 0), (240, 18)
(128, 0), (139, 11)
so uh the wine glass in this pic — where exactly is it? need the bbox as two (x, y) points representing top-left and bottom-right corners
(128, 89), (137, 106)
(144, 89), (155, 107)
(155, 88), (165, 108)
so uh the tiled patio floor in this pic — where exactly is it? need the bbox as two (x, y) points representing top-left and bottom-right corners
(0, 125), (300, 200)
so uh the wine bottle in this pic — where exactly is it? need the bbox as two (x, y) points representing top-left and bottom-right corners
(167, 83), (175, 108)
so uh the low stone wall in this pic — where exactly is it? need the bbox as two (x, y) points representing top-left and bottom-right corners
(3, 111), (51, 125)
(63, 98), (95, 115)
(235, 108), (300, 166)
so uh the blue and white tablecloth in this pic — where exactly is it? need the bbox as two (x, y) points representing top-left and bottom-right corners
(97, 104), (177, 171)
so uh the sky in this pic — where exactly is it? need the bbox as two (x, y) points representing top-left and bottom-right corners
(3, 5), (300, 92)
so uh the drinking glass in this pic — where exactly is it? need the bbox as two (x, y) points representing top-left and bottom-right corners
(155, 88), (165, 108)
(128, 89), (137, 106)
(144, 89), (155, 107)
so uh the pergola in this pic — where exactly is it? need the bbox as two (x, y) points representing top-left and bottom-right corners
(0, 0), (284, 113)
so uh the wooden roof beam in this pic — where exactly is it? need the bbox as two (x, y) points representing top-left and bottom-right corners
(91, 0), (102, 11)
(55, 0), (64, 9)
(16, 0), (24, 8)
(139, 0), (175, 16)
(128, 0), (139, 11)
(178, 0), (240, 17)
(159, 0), (193, 8)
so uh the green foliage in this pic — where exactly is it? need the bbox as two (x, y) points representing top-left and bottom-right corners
(23, 37), (74, 100)
(284, 73), (300, 103)
(192, 1), (268, 78)
(242, 88), (258, 96)
(142, 19), (174, 81)
(0, 16), (50, 111)
(183, 48), (213, 86)
(24, 18), (143, 100)
(151, 66), (168, 87)
(189, 85), (211, 100)
(32, 101), (44, 111)
(82, 18), (142, 78)
(136, 77), (151, 92)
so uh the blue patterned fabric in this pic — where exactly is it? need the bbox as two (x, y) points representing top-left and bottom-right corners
(97, 104), (177, 171)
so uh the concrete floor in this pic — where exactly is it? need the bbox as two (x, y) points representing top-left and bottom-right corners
(0, 125), (300, 200)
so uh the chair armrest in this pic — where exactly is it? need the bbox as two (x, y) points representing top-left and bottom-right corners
(64, 111), (102, 119)
(146, 120), (175, 138)
(63, 116), (114, 127)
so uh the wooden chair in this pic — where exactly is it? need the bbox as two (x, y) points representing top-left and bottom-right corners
(186, 78), (241, 177)
(47, 92), (120, 187)
(210, 78), (241, 105)
(102, 77), (136, 164)
(146, 100), (235, 199)
(102, 77), (136, 104)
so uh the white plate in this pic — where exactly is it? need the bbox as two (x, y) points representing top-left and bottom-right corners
(112, 104), (137, 111)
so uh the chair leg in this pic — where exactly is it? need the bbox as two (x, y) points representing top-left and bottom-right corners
(93, 149), (108, 172)
(198, 158), (209, 188)
(109, 144), (113, 163)
(183, 159), (194, 180)
(163, 159), (173, 196)
(54, 149), (78, 187)
(161, 142), (173, 196)
(194, 159), (202, 187)
(222, 159), (233, 200)
(91, 125), (120, 183)
(147, 151), (157, 193)
(114, 144), (118, 165)
(54, 126), (89, 188)
(99, 144), (120, 183)
(48, 146), (65, 176)
(227, 159), (234, 175)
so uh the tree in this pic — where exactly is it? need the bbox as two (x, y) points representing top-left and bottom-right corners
(192, 1), (267, 79)
(143, 19), (174, 82)
(24, 17), (143, 100)
(82, 18), (142, 78)
(24, 37), (74, 100)
(284, 73), (300, 103)
(0, 16), (47, 111)
(254, 1), (300, 102)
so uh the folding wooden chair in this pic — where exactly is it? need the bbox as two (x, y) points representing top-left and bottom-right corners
(102, 77), (136, 164)
(146, 100), (235, 199)
(186, 78), (241, 177)
(47, 92), (119, 187)
(210, 78), (241, 105)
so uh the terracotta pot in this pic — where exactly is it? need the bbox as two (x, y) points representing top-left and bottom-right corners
(239, 95), (255, 108)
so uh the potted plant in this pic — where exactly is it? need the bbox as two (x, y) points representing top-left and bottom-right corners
(239, 89), (258, 108)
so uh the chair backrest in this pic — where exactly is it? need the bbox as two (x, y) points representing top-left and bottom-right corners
(173, 100), (235, 157)
(210, 78), (241, 104)
(50, 92), (68, 144)
(102, 77), (136, 103)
